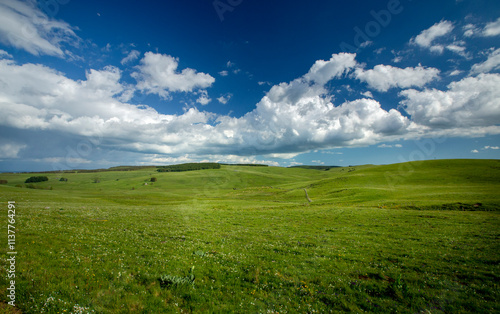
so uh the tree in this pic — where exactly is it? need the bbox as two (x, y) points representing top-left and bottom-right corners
(25, 176), (49, 183)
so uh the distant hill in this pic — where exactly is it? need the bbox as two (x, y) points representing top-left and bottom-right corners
(0, 159), (498, 210)
(157, 163), (221, 172)
(289, 165), (341, 170)
(220, 163), (268, 167)
(16, 165), (157, 174)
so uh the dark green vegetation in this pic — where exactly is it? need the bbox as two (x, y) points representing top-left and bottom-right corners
(220, 163), (269, 167)
(0, 159), (499, 313)
(24, 176), (48, 184)
(157, 163), (221, 172)
(289, 165), (341, 171)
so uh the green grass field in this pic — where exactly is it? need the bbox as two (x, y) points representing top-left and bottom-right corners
(0, 159), (499, 313)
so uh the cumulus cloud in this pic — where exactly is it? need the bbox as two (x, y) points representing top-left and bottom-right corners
(0, 59), (174, 133)
(483, 17), (500, 37)
(217, 94), (232, 104)
(0, 142), (27, 158)
(219, 70), (228, 76)
(463, 24), (478, 37)
(215, 90), (411, 155)
(196, 90), (211, 105)
(400, 73), (500, 129)
(411, 20), (454, 54)
(484, 146), (499, 150)
(355, 65), (440, 92)
(446, 41), (470, 58)
(1, 52), (498, 167)
(471, 48), (500, 74)
(132, 52), (215, 99)
(0, 49), (13, 59)
(0, 0), (80, 57)
(378, 144), (403, 148)
(471, 149), (479, 153)
(121, 50), (140, 65)
(0, 54), (413, 161)
(304, 53), (357, 85)
(361, 91), (374, 98)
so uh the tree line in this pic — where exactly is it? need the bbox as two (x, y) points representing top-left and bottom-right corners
(157, 163), (221, 172)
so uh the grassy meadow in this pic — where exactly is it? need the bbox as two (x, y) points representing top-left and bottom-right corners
(0, 159), (499, 313)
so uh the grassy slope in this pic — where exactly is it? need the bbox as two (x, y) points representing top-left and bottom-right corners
(0, 159), (498, 313)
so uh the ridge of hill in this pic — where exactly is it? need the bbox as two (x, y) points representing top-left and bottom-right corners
(0, 159), (498, 210)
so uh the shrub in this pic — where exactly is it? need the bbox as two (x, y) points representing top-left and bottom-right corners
(59, 178), (68, 182)
(25, 176), (49, 183)
(0, 180), (7, 184)
(157, 163), (220, 172)
(150, 177), (157, 182)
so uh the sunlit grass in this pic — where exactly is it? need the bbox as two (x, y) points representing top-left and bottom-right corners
(0, 160), (499, 312)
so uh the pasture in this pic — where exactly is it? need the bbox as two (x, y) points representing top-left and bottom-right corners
(0, 159), (499, 313)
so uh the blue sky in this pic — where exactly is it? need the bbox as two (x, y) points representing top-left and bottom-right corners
(0, 0), (499, 171)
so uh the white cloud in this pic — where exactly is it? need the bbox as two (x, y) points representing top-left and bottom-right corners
(411, 20), (454, 54)
(361, 91), (374, 98)
(471, 48), (500, 74)
(304, 53), (357, 85)
(217, 94), (232, 104)
(463, 23), (478, 37)
(132, 52), (215, 99)
(0, 0), (80, 57)
(483, 17), (500, 37)
(393, 56), (403, 63)
(196, 90), (211, 105)
(0, 53), (418, 162)
(32, 157), (91, 164)
(266, 152), (300, 159)
(471, 149), (479, 153)
(219, 70), (228, 76)
(446, 41), (470, 58)
(0, 142), (26, 158)
(360, 41), (373, 48)
(449, 69), (463, 76)
(121, 50), (140, 65)
(216, 90), (411, 155)
(400, 73), (500, 129)
(0, 58), (173, 133)
(355, 65), (440, 92)
(484, 146), (499, 150)
(146, 153), (279, 167)
(0, 49), (13, 59)
(378, 144), (402, 148)
(1, 52), (498, 166)
(320, 151), (343, 155)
